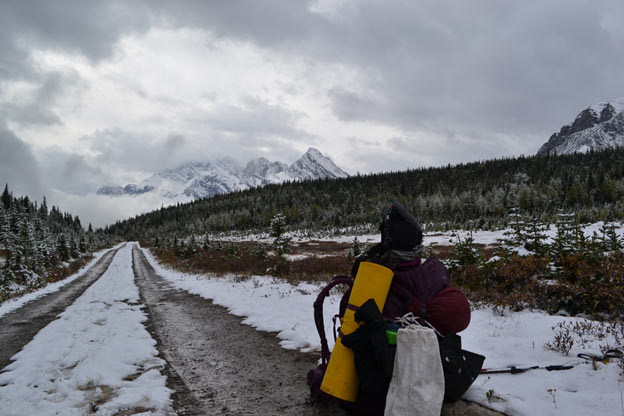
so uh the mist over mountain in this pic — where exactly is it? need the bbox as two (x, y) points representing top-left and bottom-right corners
(538, 98), (624, 156)
(97, 147), (348, 202)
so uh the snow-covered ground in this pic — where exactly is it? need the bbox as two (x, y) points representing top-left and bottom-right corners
(0, 243), (172, 416)
(207, 221), (624, 248)
(140, 227), (624, 416)
(1, 222), (623, 416)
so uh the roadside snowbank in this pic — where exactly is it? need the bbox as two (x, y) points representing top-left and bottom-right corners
(141, 245), (624, 416)
(0, 243), (172, 416)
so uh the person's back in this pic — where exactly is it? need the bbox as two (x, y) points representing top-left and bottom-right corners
(354, 201), (470, 334)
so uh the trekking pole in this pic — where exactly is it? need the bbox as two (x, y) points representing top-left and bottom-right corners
(480, 364), (574, 375)
(481, 350), (623, 375)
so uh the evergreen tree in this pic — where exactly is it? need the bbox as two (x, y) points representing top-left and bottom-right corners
(549, 211), (576, 264)
(1, 184), (12, 209)
(270, 213), (291, 258)
(57, 234), (70, 262)
(524, 216), (549, 256)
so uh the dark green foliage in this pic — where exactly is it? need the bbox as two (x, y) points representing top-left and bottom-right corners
(270, 213), (291, 257)
(253, 243), (268, 260)
(348, 236), (363, 258)
(450, 233), (483, 268)
(270, 213), (291, 274)
(0, 185), (109, 300)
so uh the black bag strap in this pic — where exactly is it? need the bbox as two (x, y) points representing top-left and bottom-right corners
(313, 275), (353, 365)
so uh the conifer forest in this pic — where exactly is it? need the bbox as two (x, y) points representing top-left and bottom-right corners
(105, 148), (624, 242)
(0, 185), (109, 300)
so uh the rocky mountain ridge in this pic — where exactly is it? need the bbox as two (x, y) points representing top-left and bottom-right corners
(97, 147), (348, 201)
(537, 98), (624, 156)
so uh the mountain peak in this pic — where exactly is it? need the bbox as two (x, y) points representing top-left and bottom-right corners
(537, 98), (624, 156)
(289, 148), (348, 180)
(97, 147), (348, 201)
(304, 147), (323, 156)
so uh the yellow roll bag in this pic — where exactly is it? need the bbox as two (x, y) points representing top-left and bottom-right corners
(320, 261), (394, 402)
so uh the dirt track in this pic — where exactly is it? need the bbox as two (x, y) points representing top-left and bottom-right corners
(0, 247), (120, 370)
(132, 246), (344, 415)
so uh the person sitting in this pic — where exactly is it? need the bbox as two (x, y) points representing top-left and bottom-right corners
(352, 201), (470, 335)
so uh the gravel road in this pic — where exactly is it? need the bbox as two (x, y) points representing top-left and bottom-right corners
(0, 244), (504, 415)
(0, 246), (120, 370)
(132, 246), (344, 415)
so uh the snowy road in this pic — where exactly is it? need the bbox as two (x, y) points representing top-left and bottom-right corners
(0, 244), (172, 415)
(9, 240), (615, 415)
(132, 245), (343, 415)
(0, 246), (120, 370)
(0, 243), (342, 415)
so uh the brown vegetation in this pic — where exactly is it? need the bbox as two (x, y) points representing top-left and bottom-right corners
(453, 252), (624, 317)
(149, 240), (354, 284)
(148, 238), (624, 319)
(46, 255), (95, 283)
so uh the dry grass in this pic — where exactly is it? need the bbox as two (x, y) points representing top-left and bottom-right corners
(149, 237), (624, 318)
(453, 252), (624, 317)
(46, 254), (94, 283)
(150, 240), (355, 284)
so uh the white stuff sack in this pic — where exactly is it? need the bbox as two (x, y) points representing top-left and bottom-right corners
(384, 325), (444, 416)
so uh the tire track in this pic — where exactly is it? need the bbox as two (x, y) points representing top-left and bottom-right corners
(0, 246), (121, 370)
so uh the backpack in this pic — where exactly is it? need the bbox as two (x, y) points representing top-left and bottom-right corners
(306, 275), (353, 404)
(307, 274), (485, 411)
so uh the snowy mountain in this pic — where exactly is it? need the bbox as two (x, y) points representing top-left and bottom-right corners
(97, 147), (348, 201)
(537, 98), (624, 156)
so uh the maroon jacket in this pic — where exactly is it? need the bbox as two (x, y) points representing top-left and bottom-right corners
(382, 258), (450, 321)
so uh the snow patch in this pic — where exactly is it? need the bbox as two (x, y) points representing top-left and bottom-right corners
(0, 243), (173, 416)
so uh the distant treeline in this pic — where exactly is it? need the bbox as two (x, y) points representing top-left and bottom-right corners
(0, 185), (109, 298)
(104, 148), (624, 241)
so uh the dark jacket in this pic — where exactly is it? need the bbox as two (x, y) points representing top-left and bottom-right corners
(381, 258), (450, 321)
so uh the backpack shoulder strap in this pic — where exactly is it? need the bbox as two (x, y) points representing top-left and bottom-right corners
(313, 275), (353, 365)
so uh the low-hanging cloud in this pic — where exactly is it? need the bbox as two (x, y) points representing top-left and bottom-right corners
(0, 123), (46, 199)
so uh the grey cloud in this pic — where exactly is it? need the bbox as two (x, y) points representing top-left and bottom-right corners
(203, 97), (306, 137)
(79, 128), (179, 174)
(0, 1), (151, 67)
(180, 97), (315, 163)
(2, 103), (62, 126)
(154, 1), (624, 153)
(2, 0), (624, 180)
(151, 0), (324, 49)
(0, 1), (150, 127)
(38, 146), (106, 195)
(0, 63), (83, 127)
(164, 134), (186, 151)
(327, 87), (379, 122)
(0, 123), (46, 199)
(314, 1), (624, 155)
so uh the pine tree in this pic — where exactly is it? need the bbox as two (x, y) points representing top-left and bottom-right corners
(57, 234), (69, 262)
(270, 213), (291, 258)
(500, 208), (527, 249)
(549, 211), (576, 264)
(1, 184), (12, 209)
(524, 216), (549, 257)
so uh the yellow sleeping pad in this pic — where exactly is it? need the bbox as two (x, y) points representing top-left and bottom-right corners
(320, 261), (394, 402)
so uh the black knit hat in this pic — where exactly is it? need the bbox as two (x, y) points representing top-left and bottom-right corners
(380, 201), (423, 250)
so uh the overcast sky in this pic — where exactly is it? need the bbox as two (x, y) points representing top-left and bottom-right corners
(1, 0), (623, 227)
